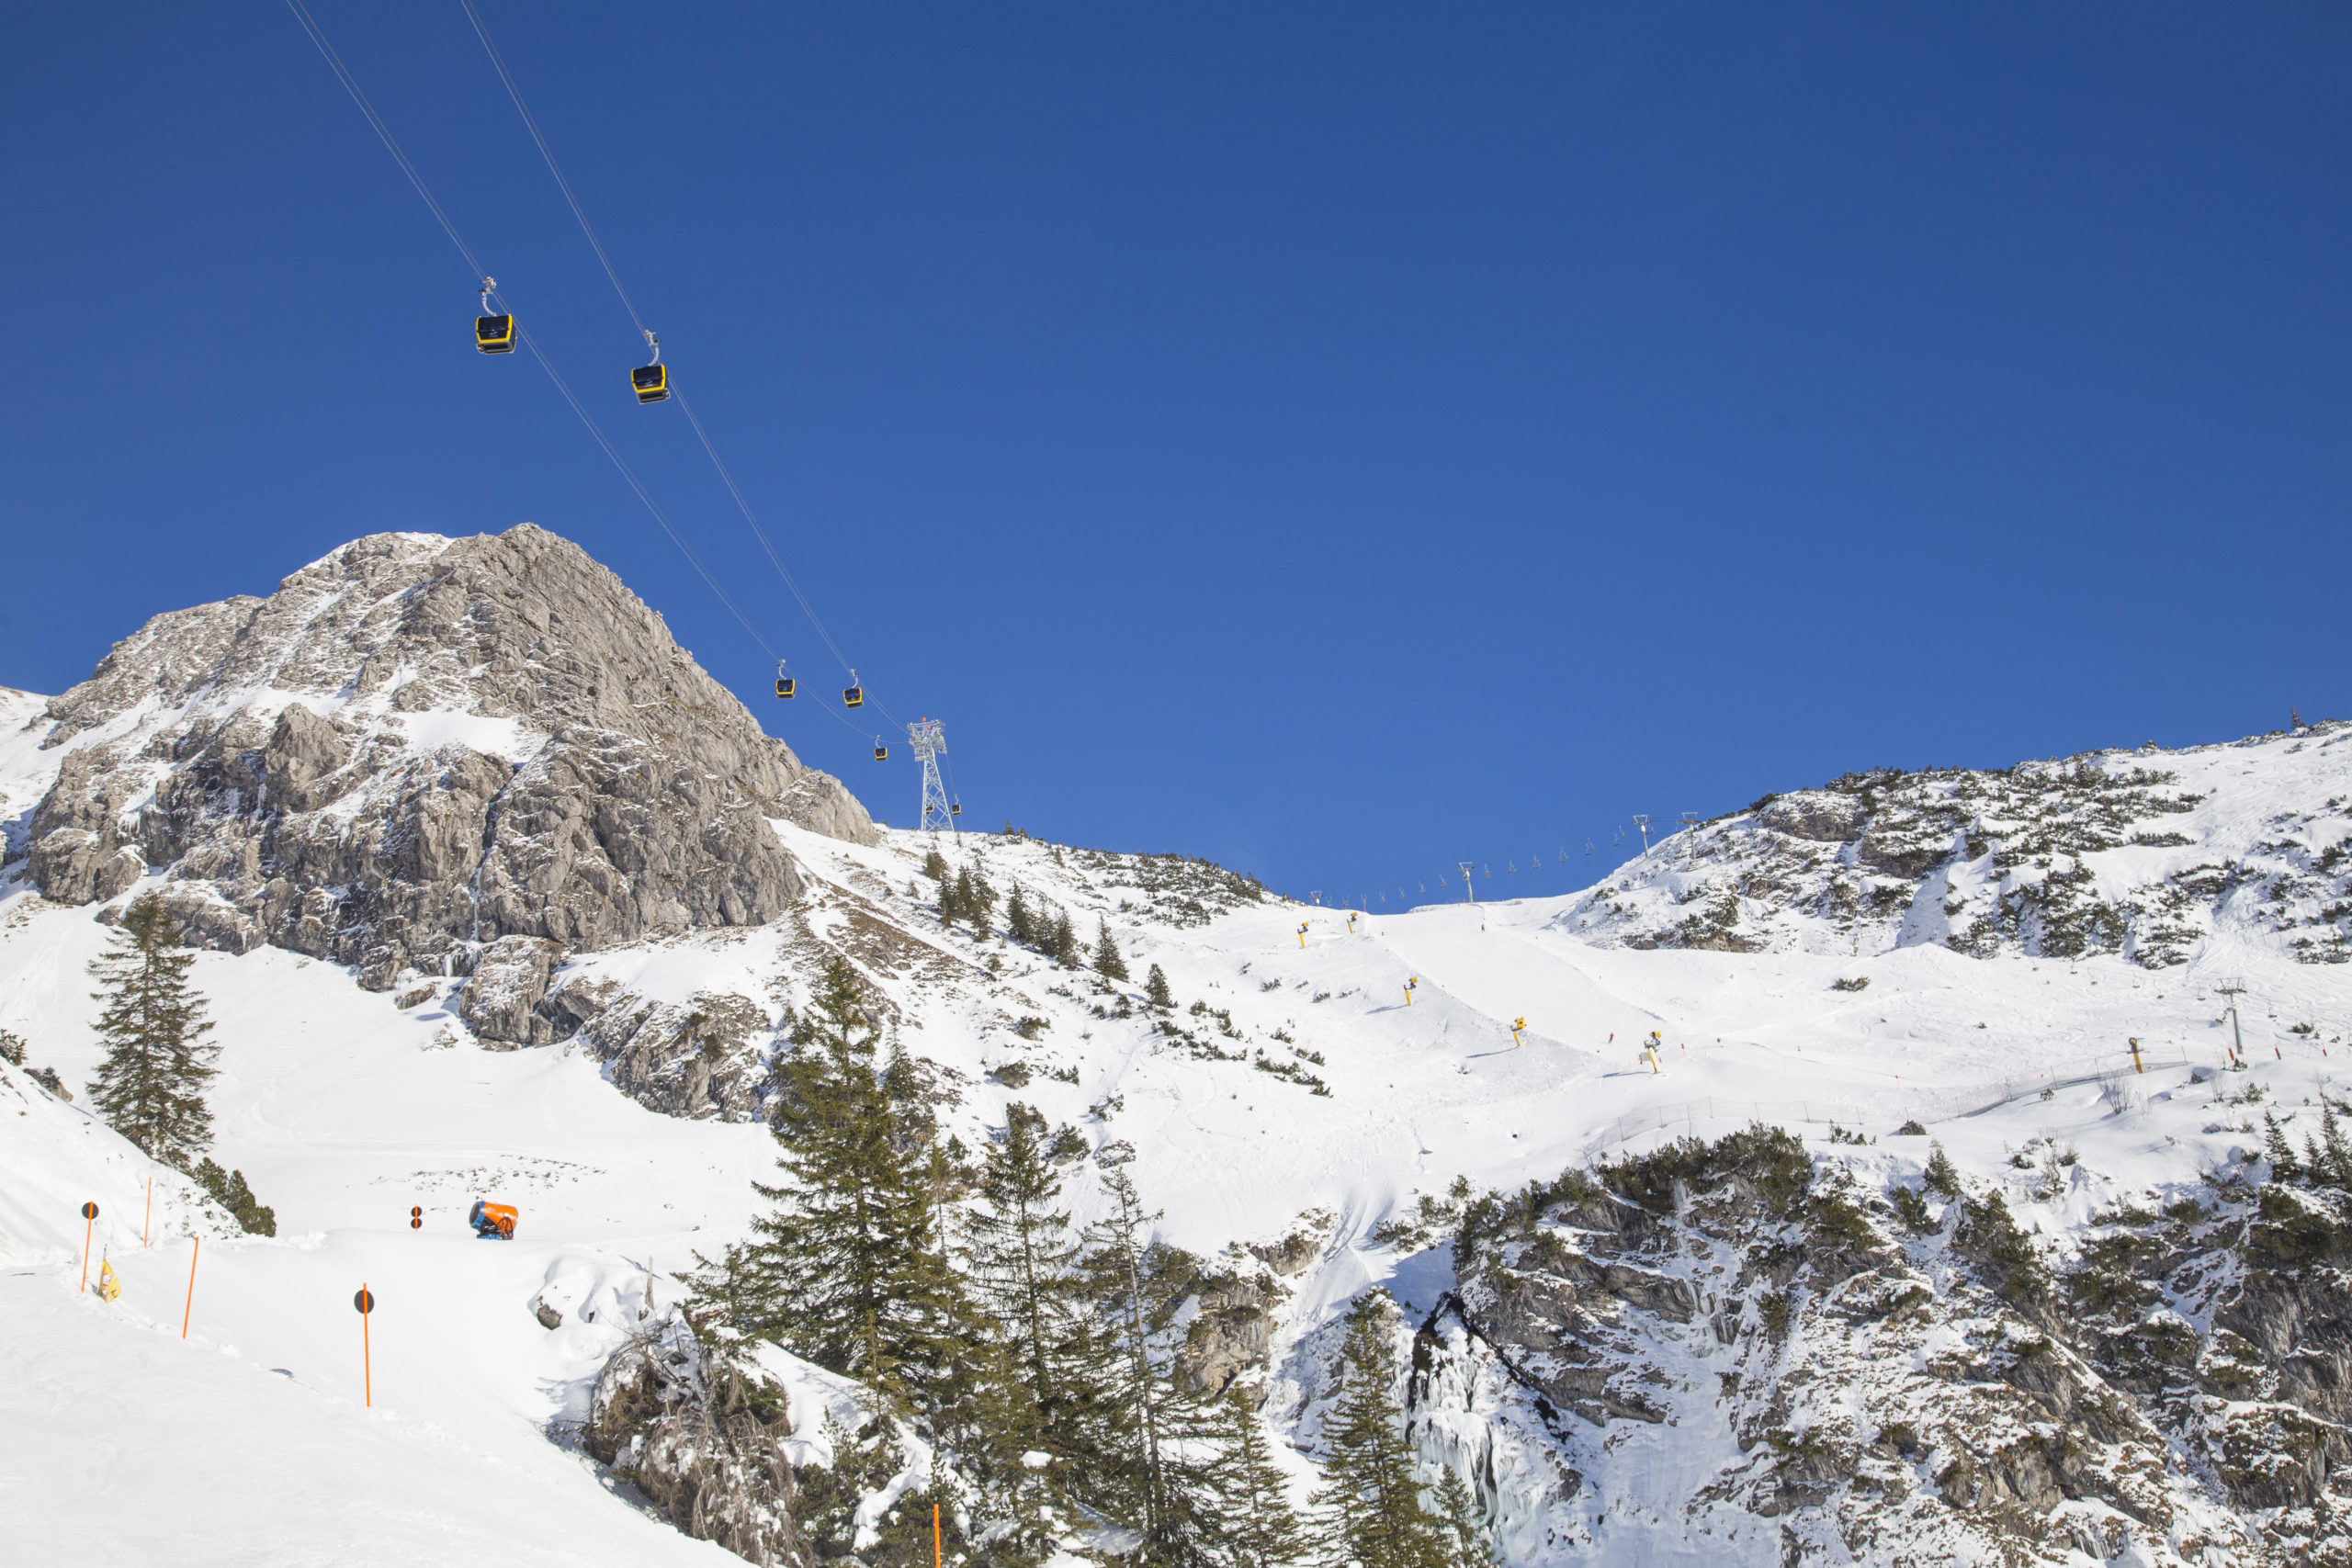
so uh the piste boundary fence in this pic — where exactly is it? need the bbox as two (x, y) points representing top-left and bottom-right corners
(1581, 1050), (2207, 1157)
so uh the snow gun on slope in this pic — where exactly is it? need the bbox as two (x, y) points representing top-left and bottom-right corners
(469, 1201), (517, 1240)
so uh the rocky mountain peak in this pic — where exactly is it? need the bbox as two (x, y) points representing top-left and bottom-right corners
(7, 525), (876, 1016)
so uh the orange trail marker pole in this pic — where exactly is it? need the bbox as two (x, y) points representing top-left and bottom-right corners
(355, 1285), (376, 1406)
(181, 1235), (199, 1338)
(933, 1502), (943, 1568)
(143, 1179), (153, 1247)
(78, 1201), (98, 1292)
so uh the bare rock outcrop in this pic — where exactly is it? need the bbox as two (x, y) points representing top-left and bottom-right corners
(1408, 1127), (2290, 1563)
(8, 525), (878, 1035)
(571, 988), (775, 1120)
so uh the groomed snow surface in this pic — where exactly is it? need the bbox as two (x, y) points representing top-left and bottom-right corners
(6, 727), (2352, 1564)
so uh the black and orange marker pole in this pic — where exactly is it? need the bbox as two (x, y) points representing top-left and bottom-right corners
(78, 1202), (98, 1292)
(355, 1286), (377, 1406)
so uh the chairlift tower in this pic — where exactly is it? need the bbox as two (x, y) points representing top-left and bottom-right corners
(1459, 862), (1477, 903)
(909, 718), (954, 834)
(2216, 976), (2247, 1063)
(1680, 812), (1701, 867)
(1632, 815), (1652, 853)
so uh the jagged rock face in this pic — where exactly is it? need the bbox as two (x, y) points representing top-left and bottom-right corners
(1567, 726), (2352, 967)
(573, 987), (775, 1118)
(9, 526), (876, 1031)
(1403, 1131), (2319, 1565)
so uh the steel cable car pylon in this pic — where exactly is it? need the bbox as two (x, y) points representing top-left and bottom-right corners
(909, 718), (953, 833)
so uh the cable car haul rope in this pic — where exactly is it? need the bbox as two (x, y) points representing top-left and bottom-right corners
(283, 0), (939, 780)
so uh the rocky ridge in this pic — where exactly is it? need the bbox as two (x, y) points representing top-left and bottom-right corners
(2, 526), (876, 1038)
(1355, 1121), (2350, 1565)
(1564, 723), (2352, 968)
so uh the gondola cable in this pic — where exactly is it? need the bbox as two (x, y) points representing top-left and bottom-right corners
(283, 0), (797, 687)
(458, 0), (884, 712)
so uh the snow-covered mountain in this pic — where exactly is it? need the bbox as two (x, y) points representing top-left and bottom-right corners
(8, 525), (874, 1020)
(1569, 739), (2352, 971)
(6, 529), (2352, 1566)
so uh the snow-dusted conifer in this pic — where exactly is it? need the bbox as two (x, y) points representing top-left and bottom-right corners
(1196, 1386), (1310, 1568)
(699, 955), (943, 1401)
(1005, 882), (1035, 946)
(966, 1102), (1085, 1438)
(1048, 909), (1081, 967)
(1146, 964), (1175, 1010)
(1430, 1468), (1489, 1568)
(2264, 1112), (2302, 1182)
(1094, 919), (1131, 982)
(85, 891), (218, 1168)
(193, 1158), (277, 1236)
(1309, 1292), (1447, 1568)
(1069, 1162), (1217, 1559)
(964, 864), (997, 940)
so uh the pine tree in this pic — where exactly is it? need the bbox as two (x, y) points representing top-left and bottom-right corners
(1196, 1387), (1310, 1568)
(1146, 964), (1175, 1011)
(1048, 909), (1081, 967)
(86, 891), (219, 1168)
(1069, 1163), (1225, 1562)
(707, 958), (1049, 1561)
(1094, 919), (1131, 982)
(1309, 1292), (1447, 1568)
(1430, 1469), (1487, 1568)
(951, 866), (977, 930)
(2322, 1098), (2352, 1190)
(697, 955), (944, 1403)
(965, 1102), (1085, 1442)
(1006, 882), (1036, 946)
(193, 1158), (277, 1237)
(923, 846), (951, 886)
(1922, 1142), (1962, 1198)
(2265, 1112), (2303, 1183)
(965, 864), (997, 941)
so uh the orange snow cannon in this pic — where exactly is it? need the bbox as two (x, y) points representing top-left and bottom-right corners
(469, 1201), (518, 1240)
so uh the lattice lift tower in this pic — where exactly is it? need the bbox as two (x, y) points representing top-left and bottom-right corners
(909, 718), (954, 834)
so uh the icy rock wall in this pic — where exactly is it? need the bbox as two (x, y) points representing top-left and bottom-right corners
(8, 525), (876, 1034)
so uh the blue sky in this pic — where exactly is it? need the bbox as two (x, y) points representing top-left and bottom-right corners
(6, 5), (2348, 901)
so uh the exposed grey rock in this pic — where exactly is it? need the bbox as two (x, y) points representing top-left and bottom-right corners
(571, 987), (772, 1121)
(13, 525), (877, 982)
(459, 936), (560, 1048)
(1182, 1271), (1279, 1396)
(1758, 790), (1865, 843)
(534, 1297), (562, 1330)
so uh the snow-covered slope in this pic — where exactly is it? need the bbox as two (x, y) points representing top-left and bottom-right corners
(9, 542), (2352, 1563)
(1570, 727), (2352, 970)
